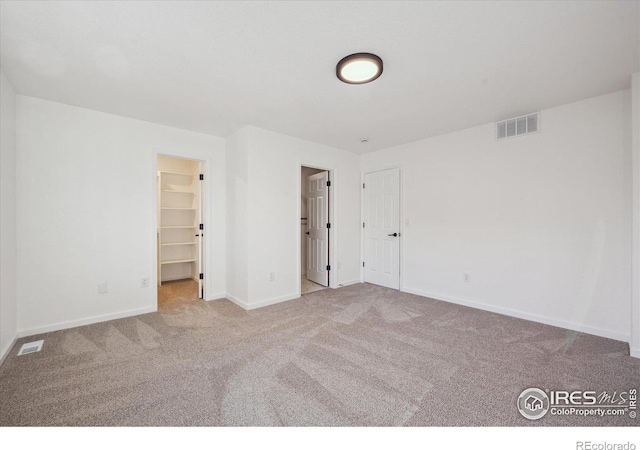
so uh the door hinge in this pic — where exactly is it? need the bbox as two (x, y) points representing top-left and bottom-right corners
(326, 265), (331, 271)
(199, 273), (204, 280)
(326, 180), (331, 187)
(199, 174), (204, 181)
(363, 261), (365, 267)
(363, 183), (365, 189)
(199, 223), (204, 230)
(327, 223), (331, 229)
(363, 222), (365, 228)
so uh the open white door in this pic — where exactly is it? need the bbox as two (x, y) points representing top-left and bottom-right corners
(364, 168), (400, 289)
(306, 171), (329, 286)
(197, 162), (205, 299)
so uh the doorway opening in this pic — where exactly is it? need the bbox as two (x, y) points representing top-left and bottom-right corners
(156, 155), (205, 310)
(301, 166), (330, 294)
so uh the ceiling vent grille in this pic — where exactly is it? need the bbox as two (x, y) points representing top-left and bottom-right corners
(17, 340), (44, 356)
(496, 112), (539, 140)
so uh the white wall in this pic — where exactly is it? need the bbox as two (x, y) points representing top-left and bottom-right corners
(0, 70), (18, 362)
(225, 128), (250, 302)
(225, 126), (361, 309)
(10, 88), (634, 347)
(16, 96), (225, 335)
(361, 90), (632, 342)
(632, 73), (640, 358)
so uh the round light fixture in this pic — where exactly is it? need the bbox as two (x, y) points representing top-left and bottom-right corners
(336, 53), (383, 84)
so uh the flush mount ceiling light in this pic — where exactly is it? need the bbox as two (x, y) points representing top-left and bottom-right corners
(336, 53), (383, 84)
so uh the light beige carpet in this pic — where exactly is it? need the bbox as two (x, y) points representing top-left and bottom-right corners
(157, 279), (200, 310)
(301, 276), (326, 295)
(0, 283), (638, 426)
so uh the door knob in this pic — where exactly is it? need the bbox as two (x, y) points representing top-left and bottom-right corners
(305, 231), (310, 235)
(388, 233), (398, 237)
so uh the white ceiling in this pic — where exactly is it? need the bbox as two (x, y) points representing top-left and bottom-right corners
(1, 1), (638, 154)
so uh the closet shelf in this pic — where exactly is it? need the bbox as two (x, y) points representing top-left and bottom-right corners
(158, 161), (200, 286)
(160, 171), (194, 177)
(161, 258), (196, 265)
(162, 190), (195, 195)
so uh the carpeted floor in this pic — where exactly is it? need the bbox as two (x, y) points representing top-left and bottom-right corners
(301, 276), (326, 295)
(157, 279), (200, 310)
(0, 283), (638, 426)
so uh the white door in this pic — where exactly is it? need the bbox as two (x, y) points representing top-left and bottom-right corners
(364, 168), (400, 289)
(306, 171), (329, 286)
(197, 163), (205, 299)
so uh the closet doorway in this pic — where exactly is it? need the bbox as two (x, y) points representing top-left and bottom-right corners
(301, 166), (330, 294)
(157, 155), (205, 309)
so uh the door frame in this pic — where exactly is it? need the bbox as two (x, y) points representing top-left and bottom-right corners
(151, 148), (213, 310)
(298, 163), (337, 295)
(360, 167), (404, 290)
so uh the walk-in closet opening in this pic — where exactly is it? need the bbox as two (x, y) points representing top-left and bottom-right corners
(157, 155), (205, 309)
(301, 166), (330, 294)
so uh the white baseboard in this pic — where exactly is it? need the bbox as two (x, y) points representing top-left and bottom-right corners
(206, 292), (226, 301)
(161, 275), (194, 283)
(630, 346), (640, 359)
(247, 293), (299, 310)
(337, 279), (361, 288)
(17, 306), (156, 339)
(402, 287), (630, 343)
(0, 334), (18, 368)
(224, 292), (300, 311)
(225, 293), (249, 310)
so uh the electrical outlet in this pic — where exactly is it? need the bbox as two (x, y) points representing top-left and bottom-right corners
(269, 272), (275, 282)
(463, 272), (470, 283)
(141, 277), (149, 288)
(98, 282), (108, 294)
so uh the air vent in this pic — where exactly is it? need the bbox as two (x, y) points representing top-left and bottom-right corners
(496, 112), (539, 140)
(17, 340), (43, 356)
